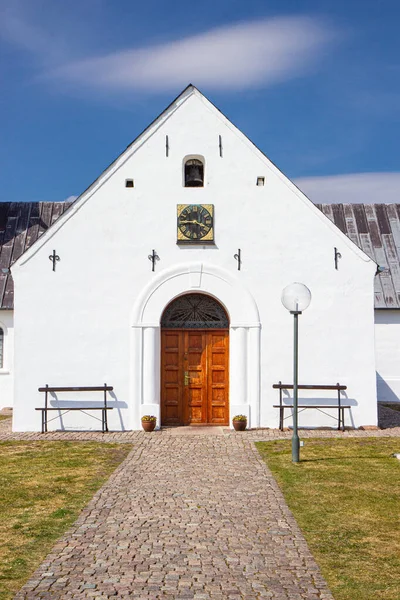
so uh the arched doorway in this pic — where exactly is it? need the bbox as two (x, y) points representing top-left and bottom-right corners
(160, 293), (229, 426)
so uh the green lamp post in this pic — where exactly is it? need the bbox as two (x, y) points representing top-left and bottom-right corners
(281, 282), (312, 463)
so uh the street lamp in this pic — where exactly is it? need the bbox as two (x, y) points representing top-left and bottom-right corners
(281, 283), (312, 463)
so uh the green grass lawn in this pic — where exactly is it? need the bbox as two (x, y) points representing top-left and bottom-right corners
(256, 438), (400, 600)
(0, 441), (132, 600)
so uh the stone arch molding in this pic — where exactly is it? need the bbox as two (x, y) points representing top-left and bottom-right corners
(130, 262), (260, 327)
(129, 263), (261, 430)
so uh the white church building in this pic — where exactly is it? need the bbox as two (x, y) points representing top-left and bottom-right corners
(0, 85), (398, 432)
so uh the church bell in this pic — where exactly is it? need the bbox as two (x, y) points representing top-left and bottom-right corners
(185, 160), (204, 187)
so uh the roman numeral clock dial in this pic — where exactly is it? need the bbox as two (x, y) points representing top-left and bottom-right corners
(177, 204), (214, 243)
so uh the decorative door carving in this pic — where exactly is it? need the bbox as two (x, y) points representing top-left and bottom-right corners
(161, 293), (229, 329)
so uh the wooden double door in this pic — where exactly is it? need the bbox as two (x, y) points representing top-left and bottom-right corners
(161, 329), (229, 426)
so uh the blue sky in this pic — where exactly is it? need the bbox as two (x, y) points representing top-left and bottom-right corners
(1, 0), (400, 204)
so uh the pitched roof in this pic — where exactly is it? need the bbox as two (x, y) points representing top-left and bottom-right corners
(0, 201), (397, 310)
(315, 204), (400, 309)
(0, 202), (71, 309)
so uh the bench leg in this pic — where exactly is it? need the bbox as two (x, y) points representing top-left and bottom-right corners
(337, 406), (345, 431)
(279, 407), (284, 431)
(102, 409), (109, 433)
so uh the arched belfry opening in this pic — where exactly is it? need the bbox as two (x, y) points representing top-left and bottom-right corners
(160, 293), (229, 427)
(184, 158), (204, 187)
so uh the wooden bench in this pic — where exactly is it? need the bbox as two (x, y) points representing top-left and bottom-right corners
(273, 382), (349, 431)
(35, 384), (113, 433)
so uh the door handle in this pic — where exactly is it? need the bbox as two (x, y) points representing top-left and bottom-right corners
(184, 371), (190, 386)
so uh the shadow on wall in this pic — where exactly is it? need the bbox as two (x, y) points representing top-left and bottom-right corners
(280, 389), (357, 429)
(48, 392), (128, 431)
(376, 372), (400, 403)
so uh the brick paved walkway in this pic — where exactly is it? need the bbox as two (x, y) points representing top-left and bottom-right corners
(13, 433), (338, 600)
(5, 405), (400, 599)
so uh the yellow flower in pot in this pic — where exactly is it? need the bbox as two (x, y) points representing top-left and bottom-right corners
(141, 415), (156, 432)
(232, 415), (247, 431)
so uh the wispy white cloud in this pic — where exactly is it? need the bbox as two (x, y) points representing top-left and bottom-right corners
(0, 0), (70, 65)
(64, 195), (77, 203)
(0, 4), (45, 55)
(0, 5), (337, 93)
(295, 172), (400, 204)
(48, 17), (335, 92)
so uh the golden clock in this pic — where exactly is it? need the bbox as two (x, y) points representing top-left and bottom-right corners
(177, 204), (214, 243)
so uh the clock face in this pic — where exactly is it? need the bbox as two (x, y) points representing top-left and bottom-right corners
(177, 204), (214, 242)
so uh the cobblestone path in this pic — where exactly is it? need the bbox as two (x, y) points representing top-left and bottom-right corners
(15, 434), (334, 600)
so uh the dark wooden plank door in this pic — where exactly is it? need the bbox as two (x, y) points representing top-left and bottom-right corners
(161, 329), (229, 426)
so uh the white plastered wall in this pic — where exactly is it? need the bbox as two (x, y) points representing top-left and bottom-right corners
(375, 309), (400, 403)
(11, 88), (378, 431)
(0, 310), (14, 409)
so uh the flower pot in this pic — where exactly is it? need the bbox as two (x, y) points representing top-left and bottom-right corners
(232, 420), (247, 431)
(142, 420), (156, 432)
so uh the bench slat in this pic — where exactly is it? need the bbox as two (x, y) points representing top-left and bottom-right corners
(38, 386), (113, 392)
(272, 384), (347, 390)
(35, 407), (113, 411)
(272, 404), (351, 408)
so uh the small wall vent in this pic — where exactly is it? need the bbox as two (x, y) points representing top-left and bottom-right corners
(125, 179), (134, 188)
(256, 177), (265, 186)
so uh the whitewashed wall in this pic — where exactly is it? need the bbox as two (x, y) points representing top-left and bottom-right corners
(11, 88), (378, 431)
(375, 309), (400, 403)
(0, 310), (14, 409)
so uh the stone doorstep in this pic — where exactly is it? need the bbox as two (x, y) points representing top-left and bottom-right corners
(169, 426), (225, 436)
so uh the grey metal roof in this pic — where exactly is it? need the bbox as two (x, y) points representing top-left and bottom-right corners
(0, 201), (397, 309)
(316, 204), (400, 309)
(0, 202), (71, 308)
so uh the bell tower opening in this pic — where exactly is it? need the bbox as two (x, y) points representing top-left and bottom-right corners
(184, 158), (204, 187)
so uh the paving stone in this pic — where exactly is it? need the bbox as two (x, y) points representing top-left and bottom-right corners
(11, 420), (400, 599)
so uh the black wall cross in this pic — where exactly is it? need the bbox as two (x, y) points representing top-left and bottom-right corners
(148, 249), (160, 272)
(234, 249), (242, 270)
(49, 249), (60, 272)
(334, 247), (342, 270)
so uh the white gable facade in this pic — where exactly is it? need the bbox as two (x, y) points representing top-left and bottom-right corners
(10, 87), (378, 431)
